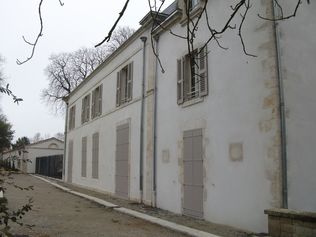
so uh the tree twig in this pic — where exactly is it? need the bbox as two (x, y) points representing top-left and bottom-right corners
(95, 0), (130, 47)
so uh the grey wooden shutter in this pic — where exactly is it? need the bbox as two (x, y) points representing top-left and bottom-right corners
(68, 107), (72, 129)
(127, 62), (133, 101)
(199, 46), (208, 97)
(98, 84), (103, 115)
(177, 58), (184, 104)
(67, 140), (73, 183)
(81, 137), (87, 177)
(86, 95), (90, 121)
(91, 90), (96, 119)
(81, 98), (85, 124)
(92, 132), (99, 179)
(72, 105), (76, 129)
(116, 72), (121, 107)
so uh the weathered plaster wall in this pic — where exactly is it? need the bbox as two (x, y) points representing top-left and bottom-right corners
(277, 0), (316, 211)
(155, 0), (281, 232)
(65, 32), (151, 202)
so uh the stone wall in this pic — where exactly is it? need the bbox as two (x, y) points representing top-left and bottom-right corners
(265, 209), (316, 237)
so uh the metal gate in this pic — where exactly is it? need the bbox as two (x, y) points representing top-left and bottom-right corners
(115, 123), (129, 199)
(183, 129), (204, 218)
(35, 155), (63, 179)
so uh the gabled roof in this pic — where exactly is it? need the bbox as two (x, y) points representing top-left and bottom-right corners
(26, 137), (64, 148)
(1, 137), (64, 155)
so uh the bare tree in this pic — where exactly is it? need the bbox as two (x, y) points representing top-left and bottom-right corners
(106, 26), (135, 53)
(32, 132), (42, 143)
(41, 46), (108, 114)
(54, 132), (64, 141)
(42, 27), (134, 114)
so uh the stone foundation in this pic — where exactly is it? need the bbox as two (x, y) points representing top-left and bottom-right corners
(265, 208), (316, 237)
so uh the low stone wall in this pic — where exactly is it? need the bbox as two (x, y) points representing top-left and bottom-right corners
(265, 208), (316, 237)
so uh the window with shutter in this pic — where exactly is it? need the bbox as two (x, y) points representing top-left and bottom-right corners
(69, 105), (76, 130)
(81, 94), (90, 124)
(98, 84), (103, 115)
(177, 46), (208, 105)
(91, 90), (96, 119)
(91, 84), (103, 119)
(116, 62), (133, 107)
(116, 72), (121, 107)
(189, 0), (200, 11)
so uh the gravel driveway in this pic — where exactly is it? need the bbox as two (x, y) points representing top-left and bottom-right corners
(4, 174), (189, 237)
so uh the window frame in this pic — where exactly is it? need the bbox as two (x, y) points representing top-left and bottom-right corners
(68, 105), (76, 130)
(91, 84), (103, 119)
(189, 0), (199, 11)
(116, 62), (133, 107)
(81, 94), (90, 124)
(177, 46), (208, 105)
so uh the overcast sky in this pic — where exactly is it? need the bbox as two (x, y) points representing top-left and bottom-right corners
(0, 0), (172, 141)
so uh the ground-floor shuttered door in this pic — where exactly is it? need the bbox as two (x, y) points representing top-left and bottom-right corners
(183, 129), (204, 218)
(115, 123), (129, 198)
(67, 140), (73, 183)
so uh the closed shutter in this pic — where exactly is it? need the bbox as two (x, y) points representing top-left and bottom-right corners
(183, 129), (203, 218)
(67, 140), (73, 183)
(92, 132), (99, 179)
(98, 84), (103, 115)
(177, 58), (184, 104)
(116, 72), (121, 107)
(81, 137), (87, 177)
(68, 108), (72, 129)
(86, 95), (90, 122)
(81, 99), (85, 124)
(91, 90), (96, 119)
(72, 105), (76, 129)
(198, 46), (208, 97)
(127, 62), (133, 101)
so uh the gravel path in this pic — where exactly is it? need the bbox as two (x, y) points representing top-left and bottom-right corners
(4, 174), (189, 237)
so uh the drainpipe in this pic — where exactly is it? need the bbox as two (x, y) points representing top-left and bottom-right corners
(152, 36), (159, 207)
(140, 36), (147, 202)
(63, 101), (69, 182)
(272, 2), (288, 209)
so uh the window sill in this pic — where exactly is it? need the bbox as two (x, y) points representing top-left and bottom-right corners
(91, 114), (102, 121)
(181, 96), (204, 108)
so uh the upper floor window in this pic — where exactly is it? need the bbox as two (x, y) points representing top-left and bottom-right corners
(81, 94), (90, 124)
(69, 105), (76, 130)
(177, 46), (208, 104)
(189, 0), (199, 11)
(116, 62), (133, 107)
(91, 84), (103, 119)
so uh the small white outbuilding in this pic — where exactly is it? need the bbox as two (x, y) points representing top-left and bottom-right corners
(2, 137), (64, 173)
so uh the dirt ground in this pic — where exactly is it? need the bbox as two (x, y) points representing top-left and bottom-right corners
(4, 174), (190, 237)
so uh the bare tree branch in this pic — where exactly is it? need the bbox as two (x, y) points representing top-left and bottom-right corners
(16, 0), (44, 65)
(95, 0), (130, 47)
(238, 0), (257, 57)
(258, 0), (302, 21)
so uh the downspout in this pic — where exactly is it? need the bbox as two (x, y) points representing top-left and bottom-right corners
(272, 2), (288, 209)
(152, 36), (159, 207)
(140, 36), (147, 202)
(63, 101), (69, 182)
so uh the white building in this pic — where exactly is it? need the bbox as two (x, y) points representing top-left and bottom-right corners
(2, 137), (64, 173)
(64, 0), (316, 233)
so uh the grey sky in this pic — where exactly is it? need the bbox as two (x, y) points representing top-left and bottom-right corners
(0, 0), (172, 141)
